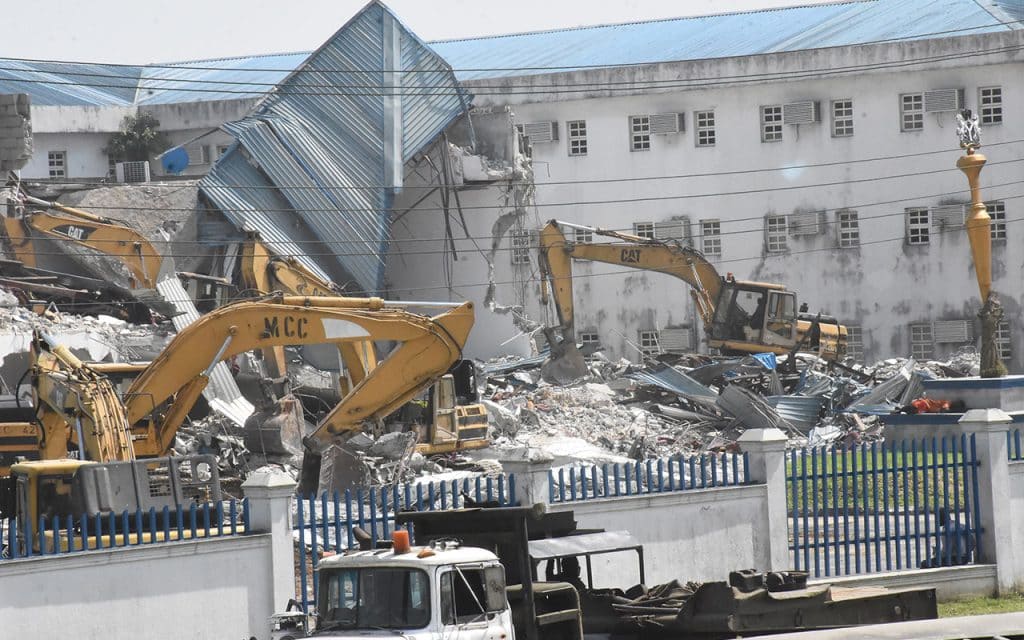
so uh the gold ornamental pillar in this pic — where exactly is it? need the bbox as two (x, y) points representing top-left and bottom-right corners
(956, 109), (1006, 378)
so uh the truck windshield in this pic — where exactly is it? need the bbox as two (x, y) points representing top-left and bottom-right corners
(321, 567), (430, 630)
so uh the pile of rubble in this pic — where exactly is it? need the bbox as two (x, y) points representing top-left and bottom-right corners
(479, 348), (984, 463)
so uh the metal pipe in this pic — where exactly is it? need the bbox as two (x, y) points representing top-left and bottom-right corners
(74, 417), (87, 461)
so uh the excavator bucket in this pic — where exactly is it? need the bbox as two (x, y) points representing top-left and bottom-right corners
(540, 329), (588, 384)
(243, 394), (305, 459)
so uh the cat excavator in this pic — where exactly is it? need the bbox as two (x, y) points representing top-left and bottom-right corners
(537, 219), (847, 382)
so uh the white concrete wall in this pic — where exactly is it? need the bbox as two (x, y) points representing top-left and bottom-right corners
(1008, 460), (1024, 586)
(0, 534), (278, 640)
(550, 485), (771, 586)
(23, 132), (113, 180)
(453, 31), (1024, 367)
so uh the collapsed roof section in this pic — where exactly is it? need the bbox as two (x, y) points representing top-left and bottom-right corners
(199, 1), (472, 293)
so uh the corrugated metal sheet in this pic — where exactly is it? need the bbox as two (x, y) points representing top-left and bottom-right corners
(766, 395), (825, 432)
(430, 0), (1016, 80)
(0, 59), (141, 106)
(627, 365), (718, 401)
(136, 52), (309, 105)
(199, 1), (468, 293)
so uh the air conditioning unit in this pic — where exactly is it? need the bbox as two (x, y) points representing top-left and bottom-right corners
(933, 319), (973, 344)
(115, 161), (150, 183)
(783, 101), (820, 125)
(660, 326), (694, 353)
(931, 204), (965, 228)
(924, 88), (964, 113)
(521, 122), (558, 143)
(649, 113), (685, 135)
(654, 217), (691, 243)
(788, 210), (824, 236)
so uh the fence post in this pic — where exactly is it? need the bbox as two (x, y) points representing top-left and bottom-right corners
(243, 469), (298, 616)
(499, 449), (555, 506)
(738, 427), (789, 572)
(958, 408), (1012, 592)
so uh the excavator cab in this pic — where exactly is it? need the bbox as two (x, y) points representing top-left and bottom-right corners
(417, 361), (488, 455)
(709, 282), (798, 353)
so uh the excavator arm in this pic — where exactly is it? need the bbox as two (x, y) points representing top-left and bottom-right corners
(122, 296), (475, 455)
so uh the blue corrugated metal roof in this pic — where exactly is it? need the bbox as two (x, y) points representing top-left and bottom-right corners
(136, 52), (309, 105)
(198, 1), (469, 292)
(0, 59), (141, 106)
(430, 0), (1017, 80)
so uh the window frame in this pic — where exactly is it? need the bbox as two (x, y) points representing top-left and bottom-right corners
(988, 201), (1006, 241)
(831, 99), (854, 137)
(638, 329), (661, 356)
(979, 86), (1002, 126)
(910, 323), (934, 360)
(573, 227), (594, 244)
(837, 209), (860, 248)
(906, 207), (930, 245)
(700, 219), (722, 257)
(765, 215), (788, 253)
(633, 221), (655, 240)
(694, 110), (716, 147)
(845, 326), (864, 362)
(48, 151), (67, 179)
(216, 144), (231, 159)
(760, 105), (783, 143)
(579, 331), (600, 349)
(996, 320), (1012, 362)
(629, 115), (651, 152)
(510, 230), (531, 265)
(567, 119), (588, 156)
(900, 93), (924, 132)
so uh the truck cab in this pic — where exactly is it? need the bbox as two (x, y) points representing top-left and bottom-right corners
(308, 540), (514, 640)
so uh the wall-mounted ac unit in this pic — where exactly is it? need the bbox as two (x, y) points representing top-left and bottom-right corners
(931, 204), (965, 228)
(660, 325), (694, 353)
(649, 113), (685, 134)
(783, 101), (820, 125)
(788, 210), (824, 236)
(115, 161), (150, 183)
(924, 88), (964, 113)
(521, 122), (558, 143)
(933, 319), (973, 344)
(654, 217), (691, 243)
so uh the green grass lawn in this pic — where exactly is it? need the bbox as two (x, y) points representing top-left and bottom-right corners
(939, 592), (1024, 617)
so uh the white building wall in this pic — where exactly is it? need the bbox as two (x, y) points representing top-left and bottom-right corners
(457, 31), (1024, 366)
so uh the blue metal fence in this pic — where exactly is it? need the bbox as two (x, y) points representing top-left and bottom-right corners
(787, 435), (981, 578)
(1, 498), (249, 560)
(294, 474), (516, 611)
(548, 453), (751, 503)
(1008, 429), (1024, 461)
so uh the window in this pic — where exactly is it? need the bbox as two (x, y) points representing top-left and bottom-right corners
(48, 151), (66, 178)
(186, 143), (210, 166)
(765, 215), (787, 253)
(322, 568), (431, 630)
(988, 201), (1006, 240)
(831, 99), (854, 137)
(845, 326), (864, 362)
(579, 331), (600, 349)
(695, 110), (716, 146)
(629, 115), (650, 151)
(216, 144), (231, 159)
(837, 209), (860, 248)
(510, 230), (531, 265)
(979, 87), (1002, 125)
(440, 567), (507, 626)
(573, 227), (593, 244)
(701, 219), (721, 257)
(997, 321), (1012, 361)
(567, 120), (587, 156)
(910, 323), (934, 360)
(638, 330), (661, 356)
(633, 222), (655, 239)
(906, 207), (930, 245)
(901, 93), (923, 131)
(761, 106), (783, 142)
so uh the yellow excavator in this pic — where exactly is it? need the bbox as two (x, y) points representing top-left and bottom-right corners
(537, 219), (847, 381)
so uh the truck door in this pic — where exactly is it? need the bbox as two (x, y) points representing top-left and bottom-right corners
(763, 291), (797, 346)
(439, 565), (508, 640)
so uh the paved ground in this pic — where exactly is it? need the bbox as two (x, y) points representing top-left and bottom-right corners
(746, 611), (1024, 639)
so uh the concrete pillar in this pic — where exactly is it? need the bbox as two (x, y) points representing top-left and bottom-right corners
(738, 427), (790, 572)
(243, 470), (297, 619)
(958, 408), (1013, 592)
(499, 449), (555, 507)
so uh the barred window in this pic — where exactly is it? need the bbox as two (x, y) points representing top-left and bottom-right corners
(761, 106), (783, 142)
(832, 99), (854, 137)
(701, 219), (721, 257)
(695, 110), (716, 147)
(48, 151), (66, 178)
(633, 222), (655, 239)
(901, 93), (923, 131)
(766, 215), (788, 253)
(988, 201), (1006, 241)
(845, 326), (863, 362)
(997, 321), (1012, 361)
(567, 120), (587, 156)
(579, 331), (600, 349)
(573, 227), (593, 244)
(910, 323), (934, 360)
(638, 330), (661, 356)
(906, 207), (930, 245)
(837, 209), (860, 248)
(511, 230), (531, 265)
(630, 115), (651, 151)
(979, 87), (1002, 125)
